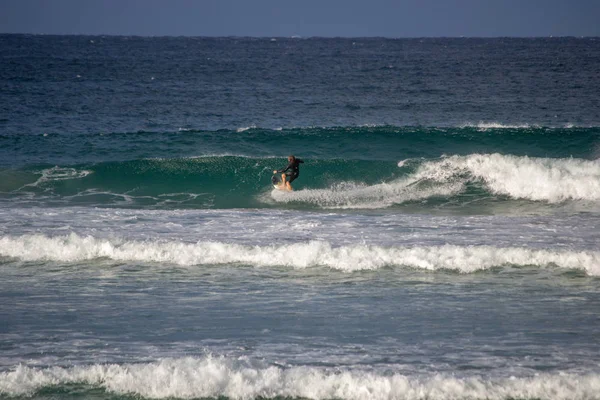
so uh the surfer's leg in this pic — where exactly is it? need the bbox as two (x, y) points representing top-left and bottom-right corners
(284, 174), (291, 190)
(281, 173), (287, 187)
(286, 173), (297, 191)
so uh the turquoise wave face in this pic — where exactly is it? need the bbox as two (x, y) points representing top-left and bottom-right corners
(2, 152), (599, 212)
(0, 157), (400, 209)
(2, 125), (599, 211)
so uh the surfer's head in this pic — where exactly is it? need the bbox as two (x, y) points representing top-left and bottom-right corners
(288, 155), (295, 162)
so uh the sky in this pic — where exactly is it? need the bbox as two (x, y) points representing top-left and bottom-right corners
(1, 0), (599, 37)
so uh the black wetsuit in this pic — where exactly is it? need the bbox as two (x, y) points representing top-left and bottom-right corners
(278, 159), (304, 183)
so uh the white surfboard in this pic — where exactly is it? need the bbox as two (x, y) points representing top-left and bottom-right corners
(272, 175), (291, 191)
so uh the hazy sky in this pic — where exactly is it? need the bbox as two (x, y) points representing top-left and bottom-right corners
(1, 0), (599, 37)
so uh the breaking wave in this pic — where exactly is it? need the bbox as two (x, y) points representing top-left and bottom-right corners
(1, 233), (598, 275)
(270, 154), (600, 208)
(2, 357), (600, 400)
(413, 154), (600, 203)
(2, 153), (598, 210)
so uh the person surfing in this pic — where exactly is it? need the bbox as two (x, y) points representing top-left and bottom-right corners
(273, 155), (304, 191)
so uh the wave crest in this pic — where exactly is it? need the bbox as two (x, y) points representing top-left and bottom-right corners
(269, 154), (600, 209)
(1, 234), (598, 275)
(416, 154), (600, 203)
(2, 357), (600, 399)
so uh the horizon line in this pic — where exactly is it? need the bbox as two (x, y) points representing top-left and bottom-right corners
(1, 32), (598, 40)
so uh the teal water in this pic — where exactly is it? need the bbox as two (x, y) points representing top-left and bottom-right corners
(1, 126), (599, 210)
(1, 126), (598, 166)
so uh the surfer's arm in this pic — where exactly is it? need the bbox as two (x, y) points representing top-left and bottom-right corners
(276, 162), (293, 173)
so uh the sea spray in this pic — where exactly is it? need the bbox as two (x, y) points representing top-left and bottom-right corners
(414, 154), (600, 203)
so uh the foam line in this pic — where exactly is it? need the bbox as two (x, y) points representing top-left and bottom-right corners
(459, 122), (537, 129)
(270, 180), (464, 209)
(2, 357), (600, 399)
(1, 234), (598, 275)
(16, 166), (92, 192)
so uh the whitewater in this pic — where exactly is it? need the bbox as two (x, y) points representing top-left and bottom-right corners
(4, 358), (600, 400)
(1, 233), (600, 275)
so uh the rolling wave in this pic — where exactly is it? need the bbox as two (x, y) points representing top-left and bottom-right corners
(1, 125), (598, 167)
(413, 154), (600, 203)
(1, 233), (598, 275)
(2, 357), (599, 400)
(1, 153), (599, 210)
(272, 153), (600, 208)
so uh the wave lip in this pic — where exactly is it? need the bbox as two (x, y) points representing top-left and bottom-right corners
(2, 357), (600, 400)
(415, 154), (600, 203)
(460, 121), (539, 130)
(1, 234), (598, 275)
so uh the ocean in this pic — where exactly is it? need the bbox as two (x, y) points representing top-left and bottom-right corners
(1, 35), (599, 400)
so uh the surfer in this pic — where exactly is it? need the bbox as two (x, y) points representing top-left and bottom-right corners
(274, 155), (304, 191)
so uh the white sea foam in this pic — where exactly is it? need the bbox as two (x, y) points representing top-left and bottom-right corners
(396, 159), (409, 167)
(2, 357), (600, 399)
(458, 122), (592, 130)
(459, 122), (537, 130)
(414, 154), (600, 203)
(1, 234), (598, 275)
(271, 154), (599, 208)
(236, 125), (257, 132)
(19, 166), (92, 190)
(38, 166), (91, 182)
(271, 180), (464, 209)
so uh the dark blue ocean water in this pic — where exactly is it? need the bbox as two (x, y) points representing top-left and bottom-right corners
(1, 35), (600, 400)
(2, 35), (600, 134)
